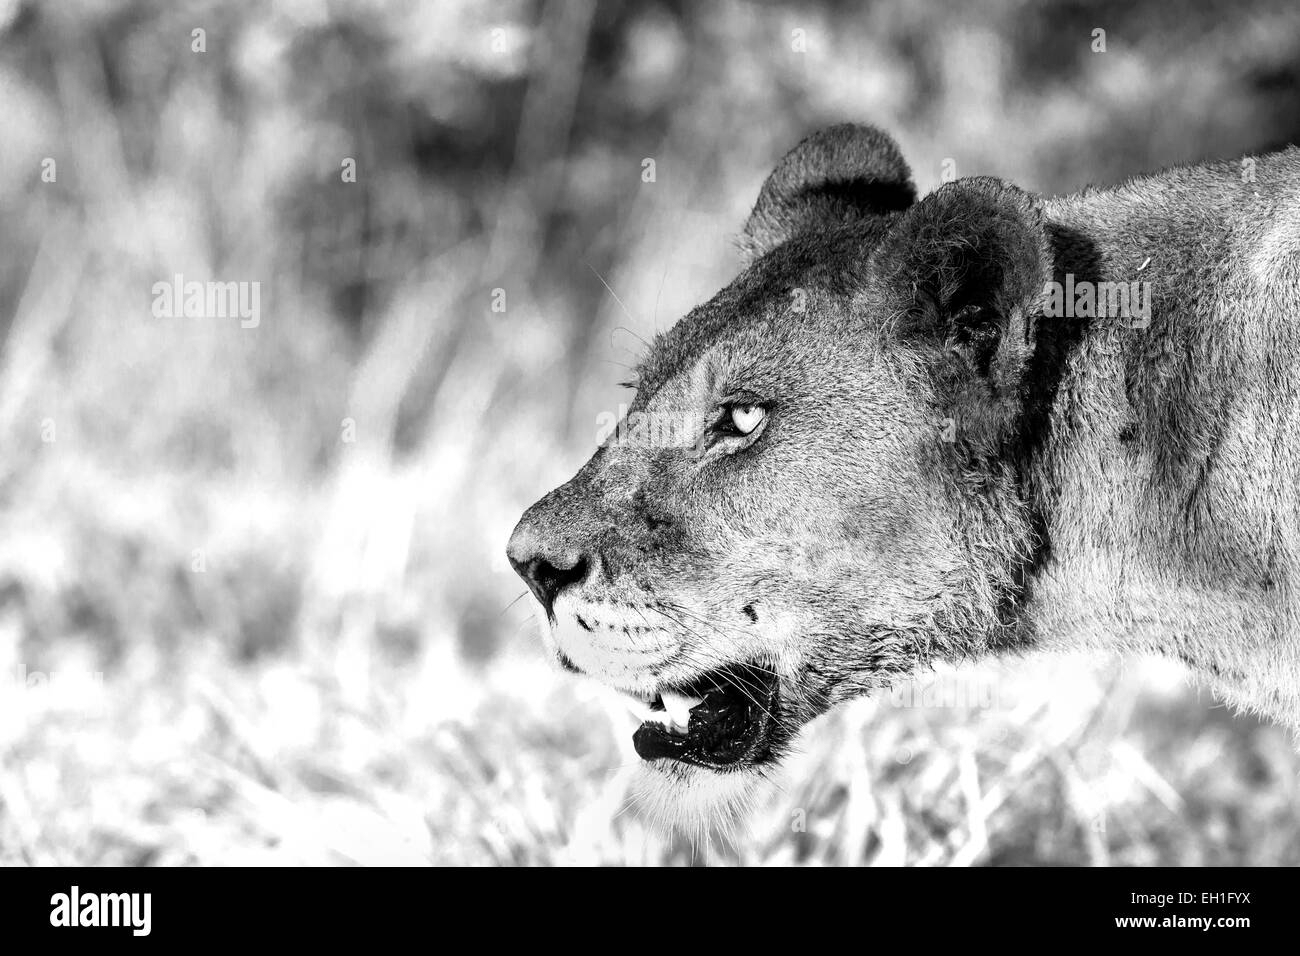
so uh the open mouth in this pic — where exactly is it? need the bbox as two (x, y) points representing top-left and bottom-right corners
(623, 663), (780, 770)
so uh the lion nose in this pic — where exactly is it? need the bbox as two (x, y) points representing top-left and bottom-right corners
(507, 525), (592, 619)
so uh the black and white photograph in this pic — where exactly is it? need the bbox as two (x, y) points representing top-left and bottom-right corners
(1, 0), (1299, 899)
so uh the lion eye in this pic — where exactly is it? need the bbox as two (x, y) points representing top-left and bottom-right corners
(729, 404), (765, 435)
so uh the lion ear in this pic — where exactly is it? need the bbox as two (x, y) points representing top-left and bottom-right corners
(740, 124), (916, 259)
(868, 176), (1051, 404)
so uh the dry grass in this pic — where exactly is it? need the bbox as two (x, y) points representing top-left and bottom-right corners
(6, 638), (1299, 865)
(0, 0), (1298, 866)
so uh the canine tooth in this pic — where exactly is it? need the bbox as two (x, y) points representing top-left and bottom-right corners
(660, 690), (703, 729)
(621, 695), (657, 723)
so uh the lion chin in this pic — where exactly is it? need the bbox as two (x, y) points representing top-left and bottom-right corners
(630, 758), (776, 843)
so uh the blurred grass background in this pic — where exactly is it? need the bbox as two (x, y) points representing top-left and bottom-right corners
(0, 0), (1298, 865)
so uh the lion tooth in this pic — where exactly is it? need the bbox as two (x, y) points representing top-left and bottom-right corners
(660, 690), (702, 729)
(621, 694), (657, 723)
(645, 711), (678, 732)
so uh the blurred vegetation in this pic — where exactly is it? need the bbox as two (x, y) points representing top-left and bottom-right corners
(0, 0), (1297, 864)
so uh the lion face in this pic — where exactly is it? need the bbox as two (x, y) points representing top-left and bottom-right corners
(507, 124), (1050, 827)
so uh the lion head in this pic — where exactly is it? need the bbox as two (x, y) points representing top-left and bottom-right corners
(507, 124), (1052, 829)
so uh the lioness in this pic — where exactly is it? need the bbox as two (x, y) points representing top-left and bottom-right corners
(508, 124), (1300, 825)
